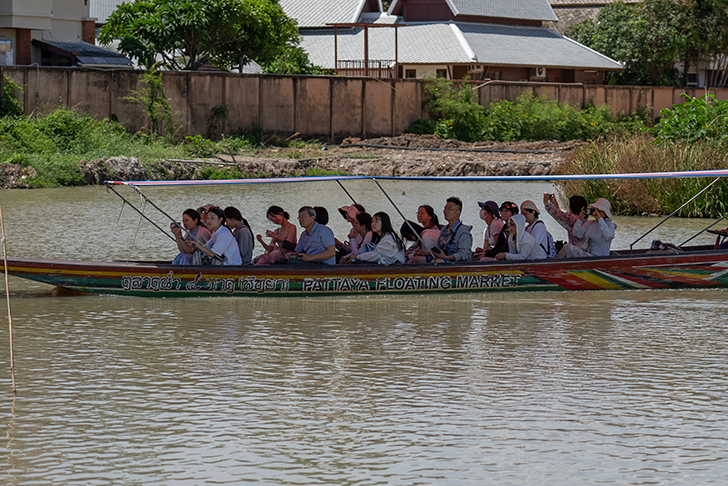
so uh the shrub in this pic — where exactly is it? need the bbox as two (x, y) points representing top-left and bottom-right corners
(421, 77), (486, 142)
(1, 76), (23, 118)
(649, 93), (728, 144)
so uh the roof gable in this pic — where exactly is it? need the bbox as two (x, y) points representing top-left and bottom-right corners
(389, 0), (558, 22)
(279, 0), (382, 28)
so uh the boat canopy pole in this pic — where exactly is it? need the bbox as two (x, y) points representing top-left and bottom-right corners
(336, 180), (358, 205)
(679, 213), (728, 248)
(630, 177), (723, 252)
(372, 178), (438, 261)
(105, 184), (176, 244)
(107, 183), (224, 261)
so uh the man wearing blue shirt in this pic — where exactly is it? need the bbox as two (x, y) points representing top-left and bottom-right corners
(291, 206), (336, 265)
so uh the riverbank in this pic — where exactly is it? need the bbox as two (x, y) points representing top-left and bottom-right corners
(64, 135), (582, 187)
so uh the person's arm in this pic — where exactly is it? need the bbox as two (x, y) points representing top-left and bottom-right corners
(302, 245), (336, 262)
(172, 226), (194, 254)
(596, 216), (615, 241)
(505, 237), (534, 260)
(451, 228), (473, 262)
(572, 217), (587, 238)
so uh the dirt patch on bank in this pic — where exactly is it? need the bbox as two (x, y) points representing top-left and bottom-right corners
(79, 135), (587, 183)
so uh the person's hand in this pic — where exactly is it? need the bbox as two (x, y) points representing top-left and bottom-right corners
(495, 252), (506, 260)
(170, 224), (182, 237)
(301, 253), (312, 262)
(266, 230), (275, 238)
(340, 255), (353, 264)
(593, 209), (604, 220)
(256, 234), (264, 243)
(542, 192), (551, 205)
(579, 209), (587, 221)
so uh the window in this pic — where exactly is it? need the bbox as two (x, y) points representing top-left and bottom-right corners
(436, 69), (447, 79)
(405, 69), (416, 78)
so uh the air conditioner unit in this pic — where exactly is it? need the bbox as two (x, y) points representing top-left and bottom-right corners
(468, 64), (484, 73)
(530, 67), (547, 79)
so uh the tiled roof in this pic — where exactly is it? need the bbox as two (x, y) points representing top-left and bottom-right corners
(450, 0), (558, 21)
(299, 21), (622, 70)
(549, 0), (641, 5)
(279, 0), (363, 28)
(34, 40), (133, 66)
(457, 22), (622, 68)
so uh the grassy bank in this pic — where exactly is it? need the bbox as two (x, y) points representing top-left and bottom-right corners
(0, 108), (334, 187)
(555, 94), (728, 218)
(557, 136), (728, 218)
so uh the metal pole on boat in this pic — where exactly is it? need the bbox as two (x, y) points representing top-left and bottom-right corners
(105, 185), (176, 243)
(630, 177), (723, 252)
(336, 180), (358, 205)
(371, 178), (438, 261)
(0, 201), (16, 394)
(678, 213), (728, 248)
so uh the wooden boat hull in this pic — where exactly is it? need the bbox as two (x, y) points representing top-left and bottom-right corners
(3, 249), (728, 297)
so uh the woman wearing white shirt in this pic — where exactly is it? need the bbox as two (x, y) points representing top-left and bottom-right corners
(495, 214), (547, 261)
(192, 207), (243, 265)
(351, 212), (405, 265)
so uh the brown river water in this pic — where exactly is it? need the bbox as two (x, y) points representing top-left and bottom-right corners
(0, 181), (726, 484)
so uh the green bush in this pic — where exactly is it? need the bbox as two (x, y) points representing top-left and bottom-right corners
(1, 76), (23, 118)
(649, 93), (728, 144)
(483, 93), (626, 142)
(422, 77), (486, 142)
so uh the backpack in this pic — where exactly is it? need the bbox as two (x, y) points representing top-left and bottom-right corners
(532, 220), (556, 258)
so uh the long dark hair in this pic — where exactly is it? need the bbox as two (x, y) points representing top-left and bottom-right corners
(224, 206), (252, 232)
(400, 220), (424, 242)
(313, 206), (329, 225)
(266, 205), (290, 221)
(183, 208), (202, 227)
(373, 212), (404, 251)
(419, 204), (441, 228)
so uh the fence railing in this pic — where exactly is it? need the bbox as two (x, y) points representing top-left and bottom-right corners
(336, 60), (396, 78)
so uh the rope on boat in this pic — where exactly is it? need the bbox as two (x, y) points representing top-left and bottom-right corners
(105, 185), (176, 244)
(128, 199), (147, 262)
(0, 200), (16, 394)
(630, 177), (723, 252)
(106, 200), (127, 262)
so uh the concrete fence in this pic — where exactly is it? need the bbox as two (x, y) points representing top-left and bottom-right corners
(2, 66), (727, 141)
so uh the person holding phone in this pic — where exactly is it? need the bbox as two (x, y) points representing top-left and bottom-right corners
(557, 198), (616, 258)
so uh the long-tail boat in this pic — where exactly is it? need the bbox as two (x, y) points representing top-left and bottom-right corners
(2, 171), (727, 297)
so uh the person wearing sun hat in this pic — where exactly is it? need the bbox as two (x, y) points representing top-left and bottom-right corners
(474, 201), (503, 259)
(558, 198), (616, 258)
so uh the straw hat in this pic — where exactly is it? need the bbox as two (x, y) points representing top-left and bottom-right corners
(588, 198), (612, 219)
(520, 200), (540, 215)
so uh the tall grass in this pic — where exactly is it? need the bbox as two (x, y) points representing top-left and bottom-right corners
(557, 135), (728, 217)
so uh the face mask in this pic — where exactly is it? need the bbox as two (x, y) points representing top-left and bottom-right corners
(479, 209), (488, 221)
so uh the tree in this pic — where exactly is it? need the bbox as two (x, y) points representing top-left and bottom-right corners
(566, 0), (681, 86)
(98, 0), (301, 72)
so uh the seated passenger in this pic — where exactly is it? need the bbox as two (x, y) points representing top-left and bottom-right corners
(347, 212), (374, 258)
(431, 197), (473, 262)
(481, 201), (518, 259)
(253, 206), (297, 265)
(348, 212), (405, 265)
(558, 198), (616, 258)
(313, 206), (329, 225)
(495, 214), (547, 261)
(521, 200), (555, 257)
(191, 207), (242, 265)
(474, 201), (504, 260)
(543, 192), (587, 246)
(400, 220), (424, 263)
(224, 207), (254, 265)
(408, 205), (442, 263)
(289, 206), (336, 265)
(171, 208), (212, 265)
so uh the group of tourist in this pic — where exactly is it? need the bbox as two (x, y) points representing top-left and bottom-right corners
(170, 193), (616, 266)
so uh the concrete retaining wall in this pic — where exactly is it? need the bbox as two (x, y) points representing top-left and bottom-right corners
(2, 66), (727, 141)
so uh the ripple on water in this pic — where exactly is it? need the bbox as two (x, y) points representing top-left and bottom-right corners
(0, 290), (727, 484)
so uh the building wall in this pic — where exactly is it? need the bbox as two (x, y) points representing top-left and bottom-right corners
(2, 67), (726, 141)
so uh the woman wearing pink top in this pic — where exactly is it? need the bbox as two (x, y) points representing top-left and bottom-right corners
(253, 206), (297, 265)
